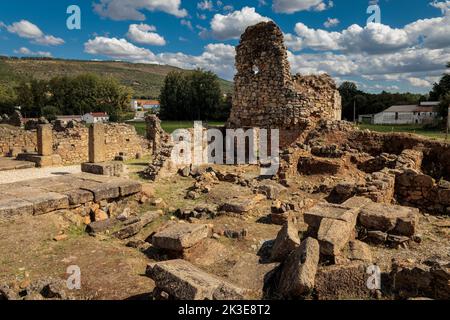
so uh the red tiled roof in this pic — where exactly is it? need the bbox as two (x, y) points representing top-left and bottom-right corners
(89, 112), (108, 117)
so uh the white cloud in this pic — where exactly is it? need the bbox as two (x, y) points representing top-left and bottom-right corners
(203, 7), (271, 40)
(324, 18), (340, 28)
(84, 37), (156, 61)
(407, 77), (432, 88)
(84, 35), (236, 80)
(6, 20), (64, 46)
(93, 0), (187, 20)
(181, 19), (194, 30)
(197, 0), (214, 11)
(126, 23), (166, 46)
(273, 0), (331, 13)
(7, 20), (43, 38)
(430, 0), (450, 14)
(14, 47), (52, 57)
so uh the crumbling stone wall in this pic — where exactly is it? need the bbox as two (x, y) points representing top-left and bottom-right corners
(0, 125), (37, 156)
(228, 21), (341, 134)
(0, 122), (150, 164)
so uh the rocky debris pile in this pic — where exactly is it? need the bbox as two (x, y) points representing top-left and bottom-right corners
(263, 195), (425, 299)
(0, 278), (69, 300)
(175, 206), (217, 221)
(143, 115), (174, 181)
(0, 110), (23, 127)
(396, 170), (450, 214)
(311, 144), (344, 158)
(395, 149), (423, 171)
(146, 259), (246, 300)
(271, 200), (297, 225)
(357, 153), (398, 173)
(389, 257), (449, 300)
(24, 117), (50, 130)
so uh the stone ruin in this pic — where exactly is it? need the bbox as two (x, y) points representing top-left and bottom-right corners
(139, 21), (449, 301)
(228, 21), (341, 146)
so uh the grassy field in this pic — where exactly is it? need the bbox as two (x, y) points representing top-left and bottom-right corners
(131, 121), (225, 135)
(358, 124), (449, 141)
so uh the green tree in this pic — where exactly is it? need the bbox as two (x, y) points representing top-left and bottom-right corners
(159, 69), (223, 121)
(0, 83), (16, 114)
(42, 105), (60, 121)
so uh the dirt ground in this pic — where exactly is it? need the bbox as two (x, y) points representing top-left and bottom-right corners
(0, 162), (449, 300)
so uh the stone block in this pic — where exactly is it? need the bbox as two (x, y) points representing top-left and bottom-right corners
(314, 262), (372, 300)
(152, 223), (210, 251)
(0, 197), (34, 219)
(270, 221), (300, 262)
(37, 124), (53, 156)
(146, 259), (245, 300)
(88, 124), (106, 163)
(277, 237), (320, 298)
(81, 162), (124, 177)
(359, 202), (419, 236)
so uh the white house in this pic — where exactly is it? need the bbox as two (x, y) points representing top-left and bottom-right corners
(131, 99), (160, 111)
(82, 112), (110, 124)
(373, 102), (440, 125)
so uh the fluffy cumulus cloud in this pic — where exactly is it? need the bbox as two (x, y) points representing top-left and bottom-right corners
(84, 36), (236, 79)
(273, 0), (332, 13)
(93, 0), (187, 21)
(202, 6), (271, 40)
(126, 23), (166, 46)
(324, 18), (339, 28)
(5, 20), (64, 46)
(84, 37), (156, 61)
(14, 47), (52, 57)
(407, 77), (433, 88)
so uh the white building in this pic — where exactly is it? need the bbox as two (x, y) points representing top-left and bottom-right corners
(131, 99), (160, 111)
(81, 112), (110, 124)
(373, 102), (440, 125)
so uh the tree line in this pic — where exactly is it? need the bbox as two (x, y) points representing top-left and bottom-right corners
(0, 74), (133, 121)
(339, 62), (450, 122)
(159, 69), (231, 121)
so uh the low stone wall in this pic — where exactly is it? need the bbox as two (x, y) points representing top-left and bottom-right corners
(0, 125), (37, 156)
(396, 170), (450, 214)
(0, 122), (150, 165)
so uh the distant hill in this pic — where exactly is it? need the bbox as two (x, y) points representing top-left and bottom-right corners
(0, 57), (234, 98)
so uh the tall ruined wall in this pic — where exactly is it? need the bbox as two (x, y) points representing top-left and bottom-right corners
(228, 21), (341, 131)
(0, 123), (150, 164)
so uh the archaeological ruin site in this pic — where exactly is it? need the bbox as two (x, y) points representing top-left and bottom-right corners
(0, 21), (448, 301)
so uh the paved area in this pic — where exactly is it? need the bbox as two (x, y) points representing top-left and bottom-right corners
(0, 157), (35, 172)
(0, 165), (81, 184)
(0, 173), (142, 218)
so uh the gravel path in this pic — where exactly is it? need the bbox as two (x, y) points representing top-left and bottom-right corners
(0, 165), (81, 184)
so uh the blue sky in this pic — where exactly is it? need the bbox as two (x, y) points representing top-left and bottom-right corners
(0, 0), (449, 94)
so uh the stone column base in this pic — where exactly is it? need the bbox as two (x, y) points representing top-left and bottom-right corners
(81, 161), (124, 177)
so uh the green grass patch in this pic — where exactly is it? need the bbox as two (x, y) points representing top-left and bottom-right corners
(358, 124), (449, 141)
(131, 120), (225, 136)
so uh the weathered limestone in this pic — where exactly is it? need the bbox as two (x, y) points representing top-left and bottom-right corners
(81, 161), (124, 177)
(304, 202), (357, 235)
(0, 197), (34, 218)
(359, 202), (419, 236)
(152, 223), (210, 251)
(277, 237), (320, 298)
(112, 211), (162, 240)
(270, 221), (300, 262)
(37, 124), (53, 156)
(89, 124), (106, 163)
(314, 262), (372, 300)
(219, 195), (264, 214)
(146, 259), (245, 300)
(228, 21), (341, 133)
